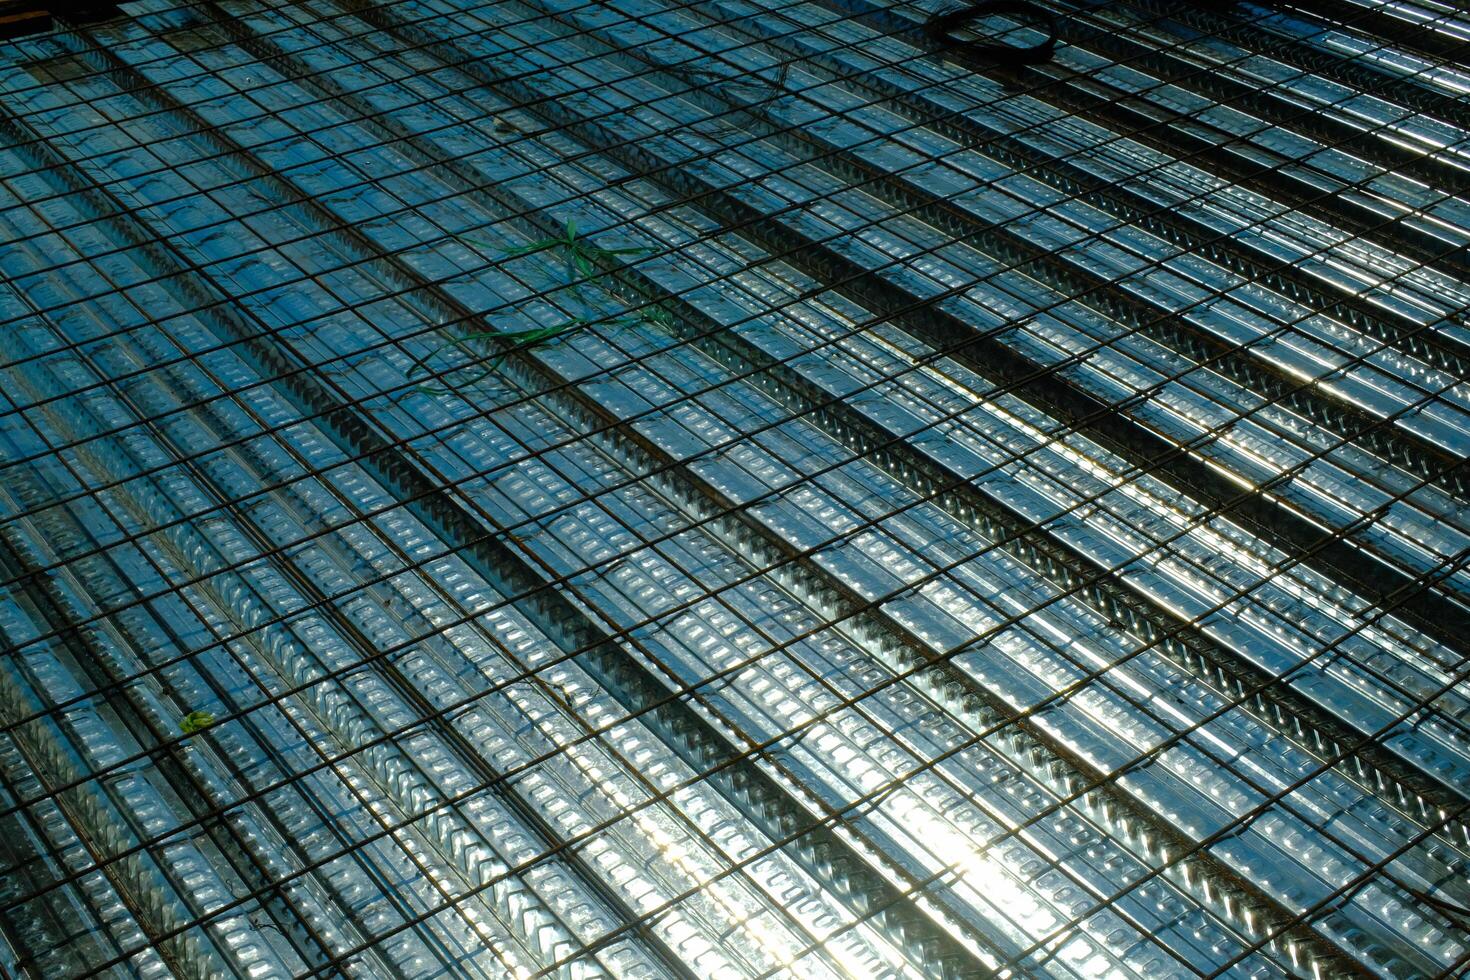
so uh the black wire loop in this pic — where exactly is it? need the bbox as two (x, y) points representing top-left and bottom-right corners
(923, 1), (1060, 64)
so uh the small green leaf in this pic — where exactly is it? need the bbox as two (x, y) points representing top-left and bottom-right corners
(501, 238), (560, 258)
(475, 324), (563, 343)
(180, 710), (215, 735)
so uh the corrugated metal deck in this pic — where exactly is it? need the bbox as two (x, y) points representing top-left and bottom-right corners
(0, 0), (1468, 975)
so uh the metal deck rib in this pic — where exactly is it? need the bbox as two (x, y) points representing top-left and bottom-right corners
(0, 0), (1468, 976)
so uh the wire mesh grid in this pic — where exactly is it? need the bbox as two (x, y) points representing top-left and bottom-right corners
(0, 0), (1468, 976)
